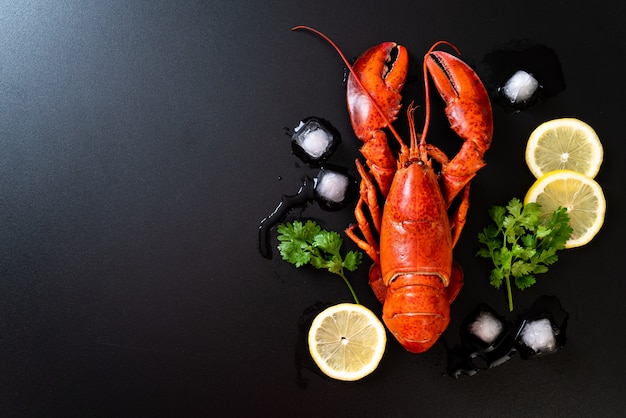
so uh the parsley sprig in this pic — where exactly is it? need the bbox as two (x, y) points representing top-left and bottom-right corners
(477, 198), (572, 311)
(277, 220), (363, 304)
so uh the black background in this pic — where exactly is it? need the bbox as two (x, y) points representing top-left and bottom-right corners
(1, 1), (624, 417)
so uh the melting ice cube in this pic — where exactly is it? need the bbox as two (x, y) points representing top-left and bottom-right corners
(291, 117), (340, 165)
(519, 318), (556, 353)
(314, 168), (353, 210)
(501, 70), (539, 104)
(514, 295), (568, 359)
(469, 311), (504, 345)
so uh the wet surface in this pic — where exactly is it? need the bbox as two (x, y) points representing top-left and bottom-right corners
(1, 1), (624, 416)
(446, 295), (569, 377)
(258, 114), (356, 259)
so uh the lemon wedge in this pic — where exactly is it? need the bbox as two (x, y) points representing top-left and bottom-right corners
(524, 170), (606, 248)
(308, 303), (386, 381)
(525, 118), (603, 179)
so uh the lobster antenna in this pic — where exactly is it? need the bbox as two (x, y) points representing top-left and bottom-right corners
(292, 26), (408, 153)
(406, 103), (420, 160)
(421, 40), (460, 146)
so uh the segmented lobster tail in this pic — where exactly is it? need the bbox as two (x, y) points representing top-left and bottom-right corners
(383, 274), (450, 353)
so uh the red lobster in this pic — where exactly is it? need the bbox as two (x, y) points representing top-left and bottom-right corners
(293, 26), (493, 353)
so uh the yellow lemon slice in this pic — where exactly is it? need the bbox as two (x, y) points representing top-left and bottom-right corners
(524, 170), (606, 248)
(308, 303), (386, 381)
(525, 118), (603, 179)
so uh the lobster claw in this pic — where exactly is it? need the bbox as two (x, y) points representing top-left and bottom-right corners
(347, 43), (409, 195)
(347, 42), (409, 143)
(425, 49), (493, 204)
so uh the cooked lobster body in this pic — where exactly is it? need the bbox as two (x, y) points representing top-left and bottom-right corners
(380, 161), (453, 352)
(294, 26), (493, 353)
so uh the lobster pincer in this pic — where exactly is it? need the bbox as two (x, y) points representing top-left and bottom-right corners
(347, 42), (409, 196)
(424, 46), (493, 206)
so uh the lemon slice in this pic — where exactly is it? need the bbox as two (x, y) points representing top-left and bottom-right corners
(524, 170), (606, 248)
(525, 118), (603, 179)
(308, 303), (386, 381)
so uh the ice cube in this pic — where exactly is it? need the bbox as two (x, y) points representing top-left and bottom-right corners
(448, 303), (515, 377)
(291, 117), (340, 165)
(469, 311), (504, 345)
(315, 169), (349, 204)
(299, 129), (329, 158)
(501, 70), (539, 104)
(514, 295), (568, 359)
(519, 318), (556, 352)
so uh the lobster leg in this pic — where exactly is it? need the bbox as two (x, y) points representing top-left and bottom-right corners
(446, 185), (468, 304)
(449, 183), (471, 248)
(355, 159), (383, 234)
(368, 264), (387, 303)
(345, 160), (381, 260)
(447, 261), (464, 303)
(425, 144), (450, 168)
(345, 159), (389, 303)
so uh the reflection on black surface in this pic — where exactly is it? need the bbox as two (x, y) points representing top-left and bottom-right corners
(257, 166), (357, 259)
(259, 114), (356, 259)
(258, 176), (316, 259)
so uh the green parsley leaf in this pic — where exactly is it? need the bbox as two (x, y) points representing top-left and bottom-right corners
(477, 198), (573, 311)
(342, 250), (363, 272)
(277, 220), (363, 304)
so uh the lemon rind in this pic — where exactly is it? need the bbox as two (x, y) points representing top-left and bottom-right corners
(524, 169), (605, 249)
(308, 303), (386, 381)
(525, 118), (603, 179)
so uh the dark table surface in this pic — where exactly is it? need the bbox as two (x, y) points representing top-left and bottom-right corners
(2, 1), (624, 416)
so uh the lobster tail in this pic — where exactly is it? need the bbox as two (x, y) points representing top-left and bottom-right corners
(383, 274), (450, 353)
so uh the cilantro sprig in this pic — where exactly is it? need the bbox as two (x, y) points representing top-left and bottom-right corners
(477, 198), (572, 312)
(277, 220), (363, 304)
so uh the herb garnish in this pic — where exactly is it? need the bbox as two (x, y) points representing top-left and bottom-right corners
(476, 198), (572, 311)
(277, 220), (363, 304)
